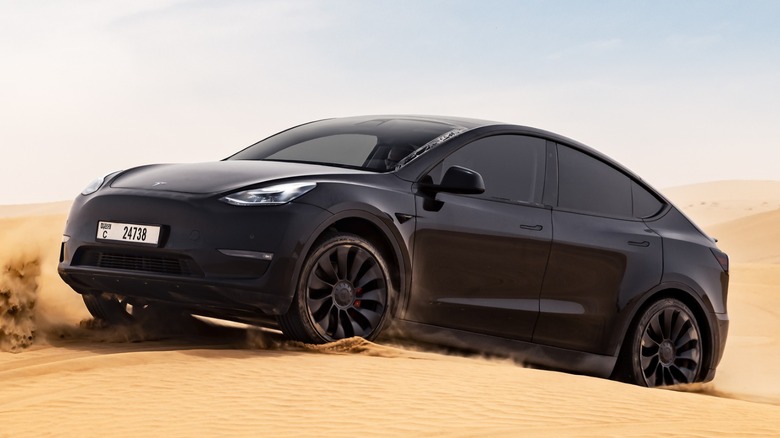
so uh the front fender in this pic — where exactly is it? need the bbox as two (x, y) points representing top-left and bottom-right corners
(289, 205), (413, 319)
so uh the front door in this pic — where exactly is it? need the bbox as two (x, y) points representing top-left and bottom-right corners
(406, 134), (552, 341)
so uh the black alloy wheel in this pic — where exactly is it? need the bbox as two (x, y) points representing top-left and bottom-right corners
(631, 298), (703, 387)
(279, 233), (393, 343)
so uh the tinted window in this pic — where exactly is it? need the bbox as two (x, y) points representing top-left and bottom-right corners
(557, 145), (631, 217)
(266, 134), (377, 167)
(437, 135), (546, 204)
(228, 118), (460, 171)
(632, 181), (664, 218)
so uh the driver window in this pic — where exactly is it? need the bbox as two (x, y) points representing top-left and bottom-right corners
(433, 135), (546, 204)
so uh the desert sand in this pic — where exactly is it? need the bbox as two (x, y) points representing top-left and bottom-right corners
(2, 181), (780, 437)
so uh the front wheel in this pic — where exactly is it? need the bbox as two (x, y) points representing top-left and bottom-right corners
(627, 298), (704, 387)
(278, 233), (394, 343)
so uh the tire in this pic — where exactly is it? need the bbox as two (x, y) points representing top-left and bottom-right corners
(278, 232), (395, 343)
(625, 298), (704, 387)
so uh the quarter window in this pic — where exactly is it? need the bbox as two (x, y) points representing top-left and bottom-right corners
(632, 181), (664, 218)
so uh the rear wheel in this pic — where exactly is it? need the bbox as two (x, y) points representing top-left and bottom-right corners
(627, 298), (704, 387)
(278, 232), (394, 343)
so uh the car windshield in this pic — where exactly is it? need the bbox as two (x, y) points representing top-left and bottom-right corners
(227, 117), (463, 172)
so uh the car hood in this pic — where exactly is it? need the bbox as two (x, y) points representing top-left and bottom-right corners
(110, 160), (370, 194)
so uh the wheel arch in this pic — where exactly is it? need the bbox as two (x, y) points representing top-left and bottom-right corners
(612, 284), (717, 380)
(290, 208), (411, 316)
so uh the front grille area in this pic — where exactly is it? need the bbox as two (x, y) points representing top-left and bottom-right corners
(98, 253), (187, 275)
(75, 248), (201, 277)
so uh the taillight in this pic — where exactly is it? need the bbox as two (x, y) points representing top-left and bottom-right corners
(710, 248), (729, 274)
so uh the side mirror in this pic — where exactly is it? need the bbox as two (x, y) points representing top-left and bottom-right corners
(420, 165), (485, 195)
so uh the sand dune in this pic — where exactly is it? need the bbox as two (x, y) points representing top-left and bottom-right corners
(2, 181), (780, 436)
(714, 263), (780, 405)
(662, 180), (780, 227)
(0, 200), (71, 219)
(3, 337), (780, 437)
(708, 209), (780, 264)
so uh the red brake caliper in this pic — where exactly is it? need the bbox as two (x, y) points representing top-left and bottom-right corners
(353, 287), (363, 308)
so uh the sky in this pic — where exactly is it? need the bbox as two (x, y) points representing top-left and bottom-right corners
(1, 0), (779, 204)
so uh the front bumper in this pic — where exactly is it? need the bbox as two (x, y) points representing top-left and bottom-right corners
(58, 188), (330, 318)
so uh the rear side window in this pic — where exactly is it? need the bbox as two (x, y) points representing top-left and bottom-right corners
(438, 135), (546, 204)
(557, 145), (632, 217)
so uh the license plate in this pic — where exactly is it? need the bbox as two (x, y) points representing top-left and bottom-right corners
(96, 221), (161, 245)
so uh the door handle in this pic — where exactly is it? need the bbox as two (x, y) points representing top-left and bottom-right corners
(628, 240), (650, 247)
(520, 224), (543, 231)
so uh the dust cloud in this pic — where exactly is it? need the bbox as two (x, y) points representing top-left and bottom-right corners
(0, 256), (38, 351)
(0, 214), (90, 352)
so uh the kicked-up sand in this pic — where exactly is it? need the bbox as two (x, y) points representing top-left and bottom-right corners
(2, 181), (780, 436)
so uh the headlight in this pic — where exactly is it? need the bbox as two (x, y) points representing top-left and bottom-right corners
(81, 170), (122, 196)
(220, 182), (317, 206)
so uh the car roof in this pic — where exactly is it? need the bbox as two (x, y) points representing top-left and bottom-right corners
(310, 114), (501, 130)
(310, 115), (585, 149)
(348, 115), (663, 197)
(302, 115), (662, 183)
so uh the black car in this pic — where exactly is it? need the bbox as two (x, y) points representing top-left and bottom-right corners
(58, 115), (729, 387)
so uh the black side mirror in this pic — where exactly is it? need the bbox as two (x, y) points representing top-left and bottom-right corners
(420, 165), (485, 195)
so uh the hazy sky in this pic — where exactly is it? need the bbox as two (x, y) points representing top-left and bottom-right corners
(2, 0), (778, 204)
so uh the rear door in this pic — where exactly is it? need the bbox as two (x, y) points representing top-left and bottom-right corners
(407, 134), (552, 341)
(532, 144), (663, 354)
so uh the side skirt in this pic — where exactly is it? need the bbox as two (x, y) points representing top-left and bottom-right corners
(392, 320), (617, 378)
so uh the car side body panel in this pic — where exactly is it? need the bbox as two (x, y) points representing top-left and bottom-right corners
(533, 210), (663, 355)
(407, 194), (552, 341)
